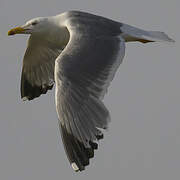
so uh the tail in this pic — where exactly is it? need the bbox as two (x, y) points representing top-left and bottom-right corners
(120, 24), (175, 43)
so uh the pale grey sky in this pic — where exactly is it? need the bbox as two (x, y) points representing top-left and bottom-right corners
(0, 0), (179, 179)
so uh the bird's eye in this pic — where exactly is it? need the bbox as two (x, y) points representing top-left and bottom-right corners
(32, 21), (38, 26)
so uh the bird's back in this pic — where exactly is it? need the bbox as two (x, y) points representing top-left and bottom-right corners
(58, 11), (122, 37)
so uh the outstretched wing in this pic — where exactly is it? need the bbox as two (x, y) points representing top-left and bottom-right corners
(55, 21), (125, 171)
(21, 35), (63, 100)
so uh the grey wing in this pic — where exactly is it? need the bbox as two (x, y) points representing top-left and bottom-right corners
(55, 32), (125, 171)
(21, 35), (62, 100)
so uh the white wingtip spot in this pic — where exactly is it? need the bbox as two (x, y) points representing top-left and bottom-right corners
(22, 97), (28, 101)
(71, 162), (79, 171)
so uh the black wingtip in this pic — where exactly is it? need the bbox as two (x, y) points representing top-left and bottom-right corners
(21, 72), (54, 101)
(60, 125), (101, 172)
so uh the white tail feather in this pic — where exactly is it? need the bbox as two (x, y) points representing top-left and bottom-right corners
(120, 24), (175, 43)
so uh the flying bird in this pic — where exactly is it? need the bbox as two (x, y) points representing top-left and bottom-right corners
(8, 11), (174, 172)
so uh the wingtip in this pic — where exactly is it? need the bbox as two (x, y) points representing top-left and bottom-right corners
(22, 96), (29, 101)
(168, 38), (175, 43)
(71, 162), (80, 172)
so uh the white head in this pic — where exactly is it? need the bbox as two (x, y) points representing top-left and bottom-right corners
(8, 17), (51, 35)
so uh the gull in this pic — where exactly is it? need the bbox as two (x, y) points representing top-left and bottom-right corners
(8, 11), (174, 172)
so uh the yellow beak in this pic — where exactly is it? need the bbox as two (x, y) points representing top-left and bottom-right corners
(8, 27), (25, 36)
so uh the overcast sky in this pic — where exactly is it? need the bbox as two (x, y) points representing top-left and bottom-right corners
(0, 0), (179, 179)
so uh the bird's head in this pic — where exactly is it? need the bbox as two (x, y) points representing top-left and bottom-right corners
(8, 17), (50, 36)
